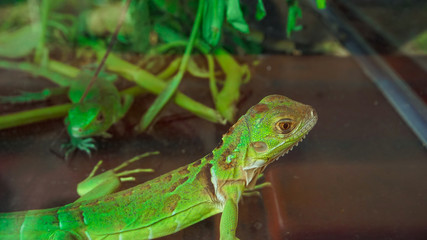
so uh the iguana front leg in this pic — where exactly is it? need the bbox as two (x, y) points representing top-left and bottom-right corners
(221, 198), (240, 240)
(220, 184), (245, 240)
(75, 151), (159, 202)
(62, 134), (97, 159)
(242, 174), (271, 198)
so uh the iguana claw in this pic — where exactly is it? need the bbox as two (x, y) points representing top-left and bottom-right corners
(62, 137), (97, 159)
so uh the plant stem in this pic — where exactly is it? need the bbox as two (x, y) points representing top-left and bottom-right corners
(138, 0), (205, 131)
(102, 52), (225, 124)
(0, 103), (71, 130)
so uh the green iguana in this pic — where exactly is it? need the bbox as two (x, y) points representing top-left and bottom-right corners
(0, 95), (317, 239)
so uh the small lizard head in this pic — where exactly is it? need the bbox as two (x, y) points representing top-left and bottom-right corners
(67, 103), (109, 138)
(243, 95), (317, 170)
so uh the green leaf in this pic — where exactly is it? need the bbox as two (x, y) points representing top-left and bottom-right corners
(286, 1), (303, 38)
(129, 0), (151, 52)
(151, 0), (180, 15)
(255, 0), (266, 21)
(316, 0), (326, 9)
(153, 24), (211, 53)
(0, 23), (41, 58)
(226, 0), (249, 33)
(154, 24), (185, 43)
(202, 0), (225, 46)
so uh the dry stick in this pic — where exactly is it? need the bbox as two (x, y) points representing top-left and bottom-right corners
(78, 0), (132, 103)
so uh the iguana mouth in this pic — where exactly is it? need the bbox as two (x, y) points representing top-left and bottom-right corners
(273, 135), (305, 161)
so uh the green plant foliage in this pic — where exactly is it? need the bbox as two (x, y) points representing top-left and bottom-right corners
(138, 0), (205, 131)
(129, 1), (151, 52)
(0, 23), (41, 58)
(154, 23), (186, 43)
(226, 0), (250, 34)
(316, 0), (326, 9)
(202, 0), (225, 46)
(286, 0), (303, 38)
(0, 0), (328, 135)
(256, 0), (267, 21)
(151, 0), (180, 16)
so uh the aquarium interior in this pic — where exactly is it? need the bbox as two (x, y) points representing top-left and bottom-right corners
(0, 0), (426, 239)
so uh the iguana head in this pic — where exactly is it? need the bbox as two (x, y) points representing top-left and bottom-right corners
(66, 103), (110, 138)
(243, 95), (317, 171)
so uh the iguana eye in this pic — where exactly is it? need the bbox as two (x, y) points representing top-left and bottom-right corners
(96, 113), (105, 122)
(275, 119), (295, 134)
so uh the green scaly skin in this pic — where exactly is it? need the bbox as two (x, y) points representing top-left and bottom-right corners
(0, 95), (317, 239)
